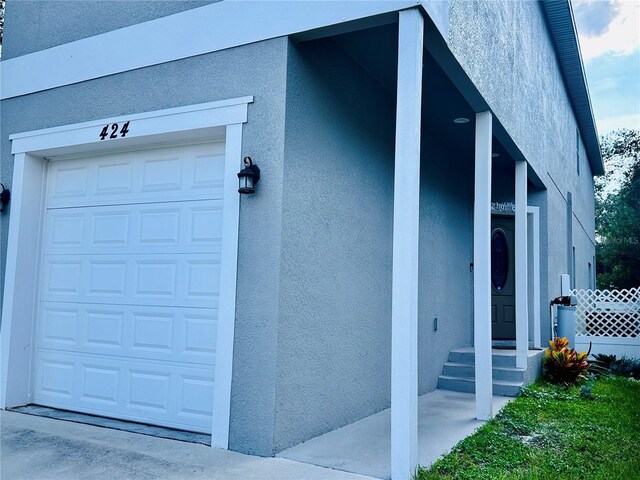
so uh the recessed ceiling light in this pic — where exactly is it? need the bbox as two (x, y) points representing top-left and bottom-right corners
(492, 153), (500, 158)
(453, 117), (470, 124)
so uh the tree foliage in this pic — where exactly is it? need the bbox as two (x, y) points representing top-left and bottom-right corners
(595, 129), (640, 289)
(0, 0), (4, 57)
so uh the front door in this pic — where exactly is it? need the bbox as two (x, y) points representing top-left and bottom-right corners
(491, 216), (516, 339)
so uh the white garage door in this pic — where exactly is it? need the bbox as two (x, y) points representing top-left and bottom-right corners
(33, 143), (225, 433)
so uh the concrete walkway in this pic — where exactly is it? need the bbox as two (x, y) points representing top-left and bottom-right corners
(279, 390), (511, 479)
(0, 410), (374, 480)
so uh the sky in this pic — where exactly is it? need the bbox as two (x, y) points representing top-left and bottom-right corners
(572, 0), (640, 135)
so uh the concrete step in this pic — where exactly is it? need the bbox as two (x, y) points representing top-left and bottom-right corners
(448, 349), (517, 368)
(442, 362), (526, 383)
(440, 347), (545, 397)
(437, 375), (523, 397)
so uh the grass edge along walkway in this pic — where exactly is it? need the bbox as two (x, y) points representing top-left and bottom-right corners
(416, 377), (640, 480)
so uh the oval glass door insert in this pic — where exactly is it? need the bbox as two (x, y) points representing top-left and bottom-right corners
(491, 230), (509, 291)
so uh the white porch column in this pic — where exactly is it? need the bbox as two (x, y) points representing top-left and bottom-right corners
(528, 207), (541, 349)
(515, 161), (529, 368)
(473, 111), (493, 421)
(391, 8), (423, 480)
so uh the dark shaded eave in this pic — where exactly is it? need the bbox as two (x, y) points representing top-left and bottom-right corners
(541, 0), (604, 176)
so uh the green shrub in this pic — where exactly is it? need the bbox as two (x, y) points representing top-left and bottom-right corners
(611, 356), (640, 379)
(589, 353), (640, 379)
(589, 353), (618, 377)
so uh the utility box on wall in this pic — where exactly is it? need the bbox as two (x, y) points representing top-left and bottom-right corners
(557, 305), (577, 347)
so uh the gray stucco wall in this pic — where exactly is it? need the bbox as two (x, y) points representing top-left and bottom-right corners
(0, 37), (290, 456)
(529, 189), (551, 339)
(1, 0), (219, 59)
(271, 37), (475, 451)
(571, 138), (597, 290)
(447, 0), (597, 341)
(418, 131), (474, 391)
(274, 38), (395, 452)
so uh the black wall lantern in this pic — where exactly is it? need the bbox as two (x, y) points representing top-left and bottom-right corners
(0, 184), (10, 213)
(238, 156), (260, 194)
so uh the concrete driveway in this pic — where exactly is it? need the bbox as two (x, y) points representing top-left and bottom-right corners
(1, 411), (374, 480)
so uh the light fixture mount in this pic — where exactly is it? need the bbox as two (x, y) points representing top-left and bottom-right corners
(0, 183), (10, 213)
(237, 156), (260, 194)
(453, 117), (470, 124)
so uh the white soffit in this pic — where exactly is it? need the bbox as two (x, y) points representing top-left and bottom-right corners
(0, 0), (419, 100)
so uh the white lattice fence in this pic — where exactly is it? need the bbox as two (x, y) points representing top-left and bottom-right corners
(572, 288), (640, 338)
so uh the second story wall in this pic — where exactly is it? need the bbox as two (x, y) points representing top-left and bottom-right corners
(447, 0), (596, 239)
(2, 0), (219, 59)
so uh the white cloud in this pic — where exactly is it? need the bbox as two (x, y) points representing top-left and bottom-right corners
(575, 0), (640, 61)
(596, 113), (640, 133)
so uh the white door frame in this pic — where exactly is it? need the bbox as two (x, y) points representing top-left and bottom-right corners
(0, 97), (252, 449)
(487, 206), (541, 350)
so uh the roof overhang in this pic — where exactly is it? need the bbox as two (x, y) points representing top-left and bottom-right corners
(541, 0), (605, 175)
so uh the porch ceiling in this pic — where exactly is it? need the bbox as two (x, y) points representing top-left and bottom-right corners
(332, 22), (546, 191)
(334, 24), (516, 173)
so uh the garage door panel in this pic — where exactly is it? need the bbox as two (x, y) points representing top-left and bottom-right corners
(178, 376), (215, 423)
(43, 200), (223, 255)
(49, 163), (90, 202)
(47, 144), (226, 208)
(40, 306), (81, 346)
(40, 254), (220, 308)
(86, 309), (125, 349)
(82, 365), (120, 405)
(36, 143), (223, 434)
(34, 351), (215, 433)
(39, 302), (217, 366)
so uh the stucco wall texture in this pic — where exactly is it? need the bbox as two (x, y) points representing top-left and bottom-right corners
(272, 37), (474, 452)
(418, 132), (475, 392)
(447, 0), (597, 327)
(275, 38), (395, 452)
(1, 0), (220, 59)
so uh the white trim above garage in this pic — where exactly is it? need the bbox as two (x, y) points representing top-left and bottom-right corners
(10, 97), (252, 156)
(1, 97), (252, 448)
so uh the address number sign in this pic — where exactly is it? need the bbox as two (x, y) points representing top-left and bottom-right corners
(99, 121), (130, 140)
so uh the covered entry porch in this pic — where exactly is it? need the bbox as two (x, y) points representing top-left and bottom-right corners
(386, 8), (544, 479)
(279, 389), (510, 479)
(292, 6), (547, 480)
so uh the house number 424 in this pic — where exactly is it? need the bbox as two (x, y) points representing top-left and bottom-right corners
(99, 121), (130, 140)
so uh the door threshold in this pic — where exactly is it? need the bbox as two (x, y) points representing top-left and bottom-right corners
(8, 405), (210, 445)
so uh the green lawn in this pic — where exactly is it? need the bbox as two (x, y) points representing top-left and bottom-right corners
(417, 377), (640, 480)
